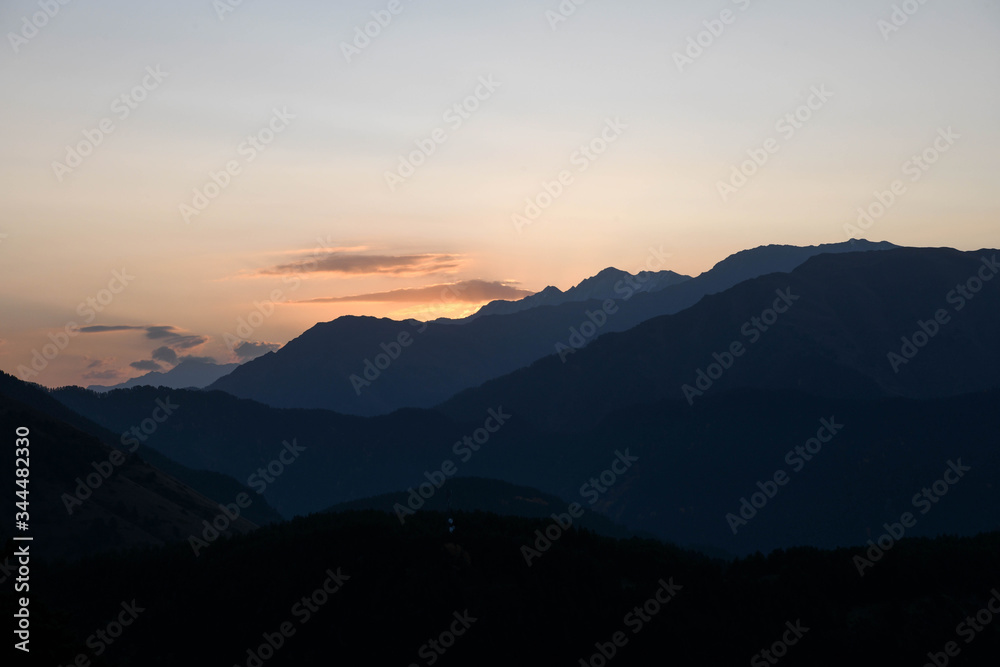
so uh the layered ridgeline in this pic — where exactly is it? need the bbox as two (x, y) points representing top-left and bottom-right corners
(88, 358), (240, 392)
(49, 383), (1000, 557)
(207, 240), (895, 416)
(0, 371), (280, 562)
(50, 247), (1000, 556)
(440, 247), (1000, 431)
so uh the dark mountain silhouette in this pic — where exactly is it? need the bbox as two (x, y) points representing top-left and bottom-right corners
(466, 266), (690, 320)
(1, 371), (281, 528)
(440, 247), (1000, 431)
(51, 384), (467, 519)
(207, 240), (894, 415)
(41, 245), (1000, 556)
(88, 358), (240, 392)
(49, 383), (1000, 556)
(0, 371), (264, 561)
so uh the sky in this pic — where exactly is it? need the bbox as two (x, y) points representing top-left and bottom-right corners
(1, 0), (998, 388)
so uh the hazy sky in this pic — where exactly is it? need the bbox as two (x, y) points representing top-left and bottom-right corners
(1, 0), (998, 387)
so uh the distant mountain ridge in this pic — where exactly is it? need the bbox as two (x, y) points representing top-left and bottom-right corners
(466, 266), (690, 320)
(89, 358), (240, 392)
(440, 246), (1000, 431)
(0, 371), (266, 561)
(208, 240), (895, 415)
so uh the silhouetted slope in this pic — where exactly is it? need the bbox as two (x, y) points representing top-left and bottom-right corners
(50, 383), (1000, 556)
(88, 359), (240, 392)
(440, 247), (1000, 431)
(51, 385), (470, 519)
(467, 266), (690, 319)
(208, 241), (894, 415)
(0, 371), (282, 527)
(0, 372), (259, 561)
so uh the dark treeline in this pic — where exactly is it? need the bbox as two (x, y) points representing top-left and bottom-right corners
(14, 510), (1000, 666)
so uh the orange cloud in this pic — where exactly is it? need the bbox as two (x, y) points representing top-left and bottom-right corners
(257, 252), (462, 277)
(294, 280), (533, 304)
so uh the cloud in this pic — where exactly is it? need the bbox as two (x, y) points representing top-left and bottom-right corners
(80, 325), (145, 333)
(258, 252), (462, 277)
(144, 325), (178, 339)
(81, 325), (208, 351)
(152, 346), (178, 364)
(295, 280), (534, 304)
(170, 334), (209, 350)
(84, 356), (116, 369)
(233, 341), (281, 361)
(81, 326), (210, 376)
(130, 360), (163, 372)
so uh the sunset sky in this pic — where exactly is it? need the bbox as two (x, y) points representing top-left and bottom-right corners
(1, 0), (998, 387)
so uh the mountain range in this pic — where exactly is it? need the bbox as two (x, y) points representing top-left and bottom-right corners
(43, 243), (1000, 556)
(88, 358), (241, 392)
(207, 240), (896, 416)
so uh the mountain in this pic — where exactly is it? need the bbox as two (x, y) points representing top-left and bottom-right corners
(440, 247), (1000, 431)
(466, 266), (690, 320)
(0, 371), (262, 561)
(51, 384), (468, 519)
(49, 384), (1000, 556)
(207, 240), (895, 415)
(48, 245), (1000, 556)
(88, 358), (240, 392)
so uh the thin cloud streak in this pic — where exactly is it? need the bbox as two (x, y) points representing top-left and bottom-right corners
(295, 280), (534, 304)
(258, 252), (463, 277)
